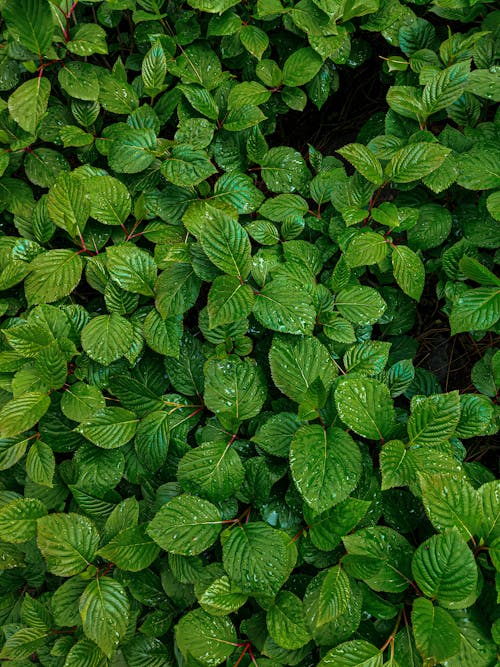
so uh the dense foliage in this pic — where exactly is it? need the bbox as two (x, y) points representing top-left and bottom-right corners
(0, 0), (499, 665)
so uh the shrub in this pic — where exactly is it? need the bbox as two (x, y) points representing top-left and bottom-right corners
(0, 0), (499, 665)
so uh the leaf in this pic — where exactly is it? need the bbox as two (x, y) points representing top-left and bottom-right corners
(67, 24), (108, 56)
(47, 172), (90, 237)
(98, 525), (160, 572)
(162, 146), (217, 186)
(222, 522), (296, 595)
(391, 245), (425, 301)
(63, 639), (107, 667)
(179, 84), (219, 120)
(290, 425), (361, 512)
(200, 209), (252, 278)
(135, 410), (169, 472)
(204, 357), (267, 421)
(224, 104), (267, 132)
(85, 176), (131, 226)
(455, 394), (494, 438)
(318, 640), (383, 667)
(24, 249), (82, 306)
(334, 376), (395, 441)
(337, 144), (384, 185)
(79, 577), (130, 658)
(178, 440), (245, 502)
(420, 473), (481, 541)
(0, 392), (50, 438)
(449, 287), (500, 334)
(0, 627), (48, 661)
(252, 412), (302, 457)
(81, 313), (134, 365)
(459, 256), (500, 288)
(109, 127), (156, 174)
(207, 275), (254, 328)
(0, 497), (47, 543)
(422, 61), (470, 115)
(335, 285), (386, 325)
(147, 494), (222, 556)
(478, 480), (500, 543)
(345, 232), (389, 267)
(77, 407), (138, 449)
(307, 498), (371, 552)
(175, 609), (237, 666)
(269, 334), (338, 403)
(144, 310), (182, 357)
(386, 143), (451, 183)
(37, 512), (100, 576)
(343, 341), (391, 376)
(197, 575), (247, 616)
(98, 70), (139, 114)
(26, 440), (55, 487)
(58, 61), (100, 101)
(260, 147), (311, 194)
(60, 382), (105, 422)
(303, 566), (352, 630)
(3, 0), (53, 57)
(253, 278), (316, 335)
(282, 47), (323, 87)
(267, 591), (311, 649)
(8, 77), (50, 135)
(106, 244), (156, 295)
(412, 528), (477, 608)
(213, 172), (265, 213)
(155, 263), (201, 318)
(240, 25), (269, 60)
(412, 598), (460, 665)
(407, 391), (460, 446)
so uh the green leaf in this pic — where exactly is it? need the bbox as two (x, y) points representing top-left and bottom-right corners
(0, 627), (48, 661)
(213, 172), (265, 213)
(345, 232), (389, 268)
(37, 512), (100, 576)
(79, 577), (130, 658)
(457, 147), (500, 190)
(252, 412), (301, 457)
(222, 522), (296, 595)
(162, 146), (217, 187)
(3, 0), (53, 57)
(283, 47), (323, 87)
(63, 639), (107, 667)
(147, 494), (222, 556)
(240, 25), (269, 60)
(479, 480), (500, 543)
(0, 497), (46, 543)
(155, 263), (201, 318)
(224, 104), (267, 132)
(267, 591), (311, 649)
(179, 84), (219, 120)
(204, 357), (267, 421)
(26, 440), (55, 487)
(109, 127), (156, 174)
(58, 62), (100, 101)
(269, 334), (338, 403)
(449, 287), (500, 334)
(253, 278), (316, 335)
(98, 525), (160, 572)
(456, 394), (494, 438)
(343, 341), (391, 376)
(0, 392), (50, 438)
(81, 313), (134, 365)
(107, 244), (156, 295)
(386, 143), (451, 183)
(200, 210), (252, 278)
(422, 61), (470, 115)
(98, 70), (139, 114)
(467, 68), (500, 102)
(290, 425), (361, 512)
(47, 172), (90, 236)
(24, 249), (82, 306)
(335, 376), (395, 441)
(77, 407), (138, 449)
(208, 275), (254, 328)
(260, 147), (311, 194)
(420, 473), (481, 541)
(307, 498), (371, 552)
(187, 0), (239, 10)
(318, 640), (382, 667)
(411, 598), (460, 665)
(303, 565), (352, 630)
(337, 144), (384, 185)
(67, 24), (108, 56)
(412, 528), (477, 608)
(144, 310), (182, 357)
(459, 256), (500, 288)
(197, 575), (247, 616)
(135, 410), (169, 472)
(175, 609), (237, 666)
(391, 245), (425, 301)
(142, 40), (167, 90)
(85, 176), (131, 226)
(8, 77), (50, 134)
(407, 391), (460, 446)
(335, 285), (386, 325)
(60, 382), (106, 422)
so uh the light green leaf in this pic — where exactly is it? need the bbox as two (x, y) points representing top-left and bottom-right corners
(391, 245), (425, 301)
(79, 577), (130, 658)
(224, 104), (267, 132)
(26, 440), (55, 487)
(3, 0), (53, 56)
(204, 357), (267, 421)
(37, 512), (100, 576)
(307, 498), (371, 552)
(77, 407), (138, 449)
(207, 275), (254, 328)
(240, 25), (269, 60)
(86, 176), (131, 226)
(303, 566), (352, 630)
(143, 310), (182, 357)
(459, 256), (500, 288)
(200, 209), (252, 278)
(187, 0), (239, 10)
(0, 497), (47, 543)
(422, 61), (470, 115)
(283, 47), (323, 87)
(260, 146), (311, 194)
(109, 127), (156, 174)
(449, 287), (500, 334)
(337, 143), (384, 185)
(267, 591), (311, 649)
(155, 263), (201, 318)
(0, 627), (48, 661)
(135, 410), (169, 472)
(335, 285), (386, 325)
(407, 391), (460, 446)
(345, 232), (389, 267)
(412, 528), (477, 608)
(386, 143), (451, 183)
(343, 341), (391, 376)
(223, 522), (296, 595)
(24, 249), (83, 306)
(81, 313), (134, 365)
(47, 172), (90, 236)
(147, 494), (222, 556)
(58, 61), (100, 101)
(456, 394), (494, 438)
(335, 376), (395, 441)
(8, 77), (50, 134)
(67, 23), (108, 56)
(162, 146), (216, 186)
(97, 525), (160, 572)
(318, 640), (382, 667)
(175, 609), (237, 666)
(63, 639), (107, 667)
(197, 575), (247, 616)
(0, 392), (50, 438)
(456, 147), (500, 190)
(60, 382), (105, 422)
(98, 70), (139, 114)
(290, 425), (361, 512)
(142, 40), (167, 90)
(213, 172), (265, 213)
(253, 278), (316, 335)
(412, 598), (460, 665)
(479, 480), (500, 543)
(252, 412), (302, 458)
(106, 244), (156, 295)
(179, 84), (219, 120)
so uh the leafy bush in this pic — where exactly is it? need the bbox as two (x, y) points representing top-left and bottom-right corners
(0, 0), (499, 665)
